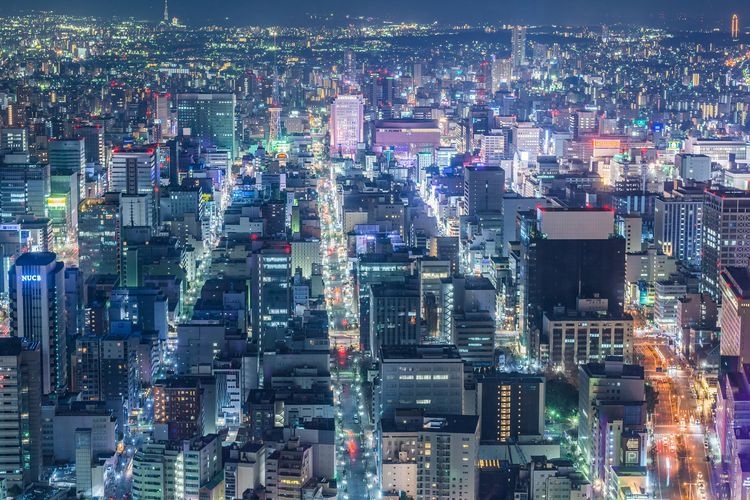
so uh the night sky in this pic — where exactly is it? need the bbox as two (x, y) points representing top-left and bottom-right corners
(3, 0), (748, 27)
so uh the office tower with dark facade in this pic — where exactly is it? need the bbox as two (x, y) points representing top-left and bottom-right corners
(252, 246), (292, 346)
(477, 372), (545, 443)
(176, 93), (236, 157)
(654, 184), (704, 268)
(369, 282), (421, 355)
(463, 165), (505, 217)
(75, 124), (106, 165)
(0, 337), (42, 490)
(48, 138), (86, 202)
(10, 252), (66, 395)
(701, 188), (750, 301)
(520, 208), (626, 360)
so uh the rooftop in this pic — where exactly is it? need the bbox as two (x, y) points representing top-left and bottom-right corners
(381, 344), (462, 361)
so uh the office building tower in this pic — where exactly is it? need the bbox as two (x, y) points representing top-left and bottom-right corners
(380, 411), (480, 500)
(48, 138), (86, 201)
(78, 194), (119, 281)
(511, 26), (527, 69)
(0, 128), (28, 152)
(452, 310), (495, 367)
(252, 247), (292, 345)
(701, 188), (750, 301)
(329, 94), (364, 158)
(265, 438), (312, 499)
(379, 345), (464, 418)
(74, 125), (105, 165)
(0, 338), (42, 490)
(75, 428), (93, 498)
(177, 93), (236, 157)
(0, 154), (49, 222)
(477, 372), (545, 443)
(463, 166), (505, 217)
(720, 267), (750, 363)
(578, 359), (646, 485)
(491, 58), (513, 91)
(520, 208), (625, 360)
(733, 14), (740, 40)
(153, 377), (204, 441)
(154, 92), (172, 138)
(99, 332), (140, 407)
(654, 184), (704, 268)
(369, 283), (421, 356)
(109, 146), (157, 195)
(10, 252), (66, 395)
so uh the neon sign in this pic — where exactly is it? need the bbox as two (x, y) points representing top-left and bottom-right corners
(21, 275), (41, 282)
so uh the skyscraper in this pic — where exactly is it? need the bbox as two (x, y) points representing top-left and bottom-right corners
(268, 105), (282, 144)
(176, 93), (236, 157)
(74, 125), (105, 166)
(701, 188), (750, 301)
(0, 337), (42, 491)
(330, 94), (364, 158)
(48, 138), (86, 202)
(511, 26), (527, 69)
(732, 14), (740, 41)
(78, 194), (120, 281)
(109, 146), (157, 196)
(463, 165), (505, 217)
(10, 252), (66, 395)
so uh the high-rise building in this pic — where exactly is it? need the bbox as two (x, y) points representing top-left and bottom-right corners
(379, 345), (464, 418)
(0, 337), (42, 490)
(380, 411), (480, 500)
(369, 282), (421, 356)
(511, 26), (527, 69)
(0, 154), (49, 222)
(701, 188), (750, 300)
(74, 125), (105, 165)
(48, 138), (86, 201)
(132, 435), (222, 500)
(177, 93), (236, 158)
(78, 194), (120, 281)
(109, 146), (157, 196)
(675, 153), (711, 182)
(578, 358), (646, 485)
(330, 94), (364, 158)
(733, 14), (740, 40)
(252, 247), (292, 345)
(654, 184), (704, 268)
(463, 166), (505, 217)
(477, 372), (545, 443)
(265, 438), (312, 499)
(268, 106), (282, 144)
(10, 252), (66, 395)
(520, 208), (626, 360)
(719, 267), (750, 364)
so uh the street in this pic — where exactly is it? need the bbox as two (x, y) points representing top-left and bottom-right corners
(635, 336), (715, 500)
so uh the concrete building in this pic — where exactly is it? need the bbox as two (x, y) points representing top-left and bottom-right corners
(265, 438), (312, 499)
(380, 411), (479, 500)
(654, 184), (704, 268)
(720, 267), (750, 363)
(369, 283), (421, 356)
(379, 345), (465, 419)
(329, 94), (364, 158)
(477, 372), (545, 444)
(452, 310), (495, 367)
(224, 442), (266, 500)
(675, 153), (711, 182)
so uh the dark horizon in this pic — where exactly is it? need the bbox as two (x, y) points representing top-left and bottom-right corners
(3, 0), (749, 29)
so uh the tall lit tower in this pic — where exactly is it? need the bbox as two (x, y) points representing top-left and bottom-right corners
(330, 95), (364, 158)
(732, 14), (740, 41)
(163, 0), (169, 24)
(512, 26), (527, 69)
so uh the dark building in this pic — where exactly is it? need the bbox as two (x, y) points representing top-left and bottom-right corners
(478, 372), (545, 443)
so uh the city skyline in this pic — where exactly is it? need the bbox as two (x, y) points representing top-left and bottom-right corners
(3, 0), (750, 27)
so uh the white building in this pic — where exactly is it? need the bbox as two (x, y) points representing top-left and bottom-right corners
(330, 95), (364, 158)
(380, 412), (479, 500)
(109, 146), (156, 195)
